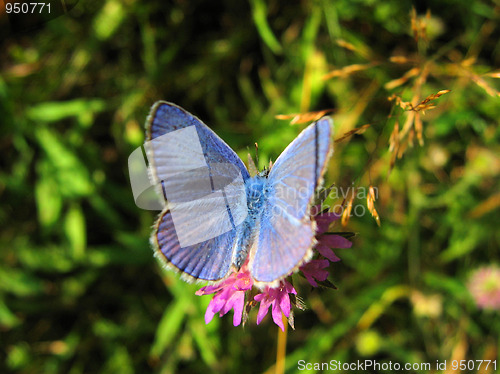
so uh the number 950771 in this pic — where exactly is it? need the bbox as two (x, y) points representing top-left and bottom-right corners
(5, 2), (51, 14)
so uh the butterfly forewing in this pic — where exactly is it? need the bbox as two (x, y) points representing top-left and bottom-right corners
(146, 102), (250, 188)
(250, 118), (333, 283)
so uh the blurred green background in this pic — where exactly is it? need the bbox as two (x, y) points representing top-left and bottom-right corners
(1, 0), (499, 373)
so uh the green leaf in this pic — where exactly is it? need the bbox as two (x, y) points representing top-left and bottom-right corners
(439, 224), (484, 262)
(316, 279), (338, 290)
(93, 319), (126, 339)
(17, 245), (76, 273)
(6, 343), (31, 370)
(86, 245), (150, 267)
(424, 272), (469, 303)
(189, 319), (218, 367)
(35, 175), (62, 227)
(102, 346), (134, 374)
(0, 299), (21, 328)
(0, 268), (44, 297)
(150, 298), (189, 357)
(64, 203), (86, 260)
(35, 129), (93, 197)
(26, 99), (105, 125)
(250, 0), (282, 54)
(93, 0), (126, 41)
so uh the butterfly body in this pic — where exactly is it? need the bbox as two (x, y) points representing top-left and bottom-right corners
(229, 174), (271, 268)
(245, 175), (269, 218)
(147, 102), (333, 287)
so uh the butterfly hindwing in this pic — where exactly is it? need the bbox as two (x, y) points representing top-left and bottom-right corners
(250, 118), (333, 284)
(155, 210), (237, 281)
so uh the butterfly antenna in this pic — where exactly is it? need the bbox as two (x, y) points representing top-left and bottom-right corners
(254, 142), (259, 168)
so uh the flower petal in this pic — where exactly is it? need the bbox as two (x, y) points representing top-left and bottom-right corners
(271, 301), (285, 331)
(205, 297), (222, 324)
(256, 298), (271, 325)
(195, 283), (223, 295)
(231, 293), (245, 326)
(254, 293), (266, 302)
(279, 292), (291, 318)
(209, 294), (227, 315)
(316, 244), (341, 262)
(319, 234), (352, 248)
(300, 259), (330, 287)
(314, 211), (341, 234)
(284, 281), (297, 295)
(204, 308), (216, 324)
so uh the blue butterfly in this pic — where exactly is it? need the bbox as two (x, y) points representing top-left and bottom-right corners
(146, 102), (333, 286)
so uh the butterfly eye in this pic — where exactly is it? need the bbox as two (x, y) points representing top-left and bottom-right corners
(258, 169), (270, 178)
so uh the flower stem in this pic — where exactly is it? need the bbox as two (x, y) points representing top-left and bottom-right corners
(275, 315), (288, 374)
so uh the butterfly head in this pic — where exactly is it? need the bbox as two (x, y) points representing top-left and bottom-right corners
(257, 168), (270, 178)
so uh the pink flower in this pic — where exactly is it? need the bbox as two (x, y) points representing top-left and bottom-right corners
(312, 206), (351, 262)
(254, 280), (297, 331)
(316, 235), (352, 262)
(195, 205), (355, 329)
(468, 265), (500, 311)
(300, 259), (330, 287)
(195, 268), (253, 326)
(297, 206), (352, 287)
(314, 208), (341, 235)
